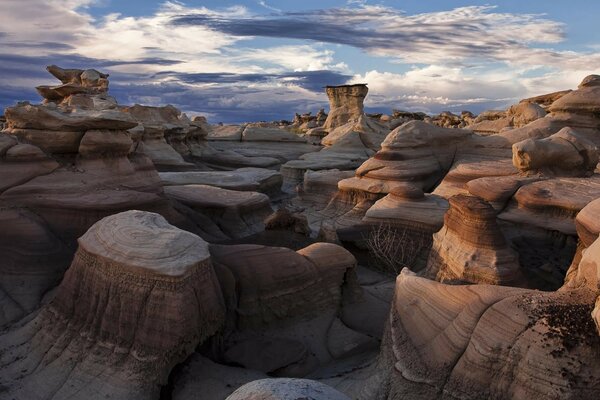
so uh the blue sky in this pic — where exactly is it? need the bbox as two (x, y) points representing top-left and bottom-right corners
(1, 1), (599, 123)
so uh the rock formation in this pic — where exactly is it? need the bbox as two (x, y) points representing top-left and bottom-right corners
(469, 102), (547, 134)
(0, 211), (225, 400)
(425, 194), (521, 285)
(36, 65), (110, 104)
(369, 265), (600, 400)
(225, 378), (351, 400)
(322, 84), (368, 131)
(512, 127), (598, 176)
(164, 184), (273, 238)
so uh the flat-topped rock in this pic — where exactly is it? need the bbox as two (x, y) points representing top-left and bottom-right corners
(79, 210), (210, 275)
(0, 211), (225, 400)
(242, 126), (306, 142)
(467, 175), (541, 210)
(5, 102), (137, 131)
(210, 242), (358, 330)
(165, 184), (270, 209)
(164, 185), (273, 238)
(323, 84), (368, 131)
(160, 167), (283, 194)
(209, 125), (245, 141)
(364, 191), (449, 233)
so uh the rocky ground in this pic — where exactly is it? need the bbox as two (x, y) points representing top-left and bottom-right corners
(0, 65), (599, 400)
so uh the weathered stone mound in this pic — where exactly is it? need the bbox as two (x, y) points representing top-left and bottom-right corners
(323, 84), (368, 131)
(426, 194), (521, 285)
(226, 378), (351, 400)
(209, 242), (358, 330)
(0, 211), (225, 400)
(513, 127), (599, 176)
(164, 184), (273, 238)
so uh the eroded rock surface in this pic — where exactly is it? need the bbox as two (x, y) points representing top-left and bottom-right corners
(0, 211), (225, 400)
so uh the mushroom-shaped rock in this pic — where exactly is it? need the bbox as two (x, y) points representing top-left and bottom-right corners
(225, 378), (351, 400)
(322, 84), (368, 131)
(426, 194), (521, 285)
(0, 211), (225, 400)
(512, 127), (599, 176)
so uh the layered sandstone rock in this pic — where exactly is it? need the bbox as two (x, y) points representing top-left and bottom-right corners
(209, 242), (358, 330)
(159, 167), (283, 194)
(521, 89), (572, 108)
(512, 127), (598, 176)
(123, 104), (199, 170)
(322, 84), (368, 131)
(371, 268), (600, 400)
(281, 116), (390, 183)
(0, 211), (225, 400)
(0, 208), (71, 326)
(164, 184), (273, 238)
(468, 102), (547, 134)
(425, 194), (521, 285)
(226, 378), (351, 400)
(36, 65), (110, 103)
(208, 242), (365, 377)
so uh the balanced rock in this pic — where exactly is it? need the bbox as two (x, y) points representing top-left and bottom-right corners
(36, 65), (110, 103)
(0, 211), (225, 400)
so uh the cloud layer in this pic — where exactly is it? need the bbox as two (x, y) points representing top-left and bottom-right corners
(0, 1), (598, 122)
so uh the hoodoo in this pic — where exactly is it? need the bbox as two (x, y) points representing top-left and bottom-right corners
(0, 211), (225, 400)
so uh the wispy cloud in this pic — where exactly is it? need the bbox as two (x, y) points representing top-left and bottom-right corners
(0, 1), (597, 122)
(257, 1), (281, 13)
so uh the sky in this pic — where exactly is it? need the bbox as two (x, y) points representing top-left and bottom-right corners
(0, 1), (599, 123)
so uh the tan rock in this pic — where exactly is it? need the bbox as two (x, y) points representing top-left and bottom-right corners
(209, 242), (357, 329)
(160, 168), (283, 194)
(0, 211), (225, 400)
(425, 194), (521, 285)
(322, 84), (368, 131)
(5, 128), (84, 153)
(164, 184), (273, 238)
(5, 102), (137, 131)
(512, 127), (599, 176)
(78, 129), (132, 158)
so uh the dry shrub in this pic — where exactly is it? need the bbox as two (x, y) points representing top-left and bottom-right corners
(365, 223), (429, 275)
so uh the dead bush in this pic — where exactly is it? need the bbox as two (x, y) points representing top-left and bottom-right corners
(365, 223), (429, 274)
